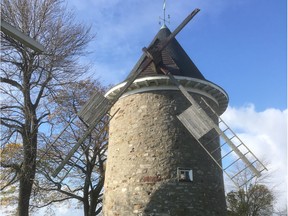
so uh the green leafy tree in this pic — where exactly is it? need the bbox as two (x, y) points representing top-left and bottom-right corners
(0, 0), (93, 215)
(227, 184), (274, 216)
(226, 162), (275, 216)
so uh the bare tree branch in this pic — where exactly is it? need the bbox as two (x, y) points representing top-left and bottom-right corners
(1, 0), (94, 215)
(0, 170), (19, 190)
(0, 77), (23, 91)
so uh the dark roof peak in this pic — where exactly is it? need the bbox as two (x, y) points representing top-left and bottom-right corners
(127, 26), (205, 80)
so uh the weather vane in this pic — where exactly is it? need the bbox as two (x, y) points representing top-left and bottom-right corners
(159, 0), (170, 26)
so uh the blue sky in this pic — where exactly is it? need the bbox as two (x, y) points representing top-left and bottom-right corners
(64, 0), (287, 213)
(2, 1), (285, 215)
(2, 0), (287, 216)
(68, 0), (286, 111)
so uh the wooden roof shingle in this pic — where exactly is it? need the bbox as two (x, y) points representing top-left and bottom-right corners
(127, 26), (205, 80)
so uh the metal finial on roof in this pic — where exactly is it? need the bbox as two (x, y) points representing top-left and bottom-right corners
(159, 0), (170, 28)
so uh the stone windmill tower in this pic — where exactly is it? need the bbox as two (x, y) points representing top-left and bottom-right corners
(102, 22), (229, 215)
(102, 13), (266, 216)
(51, 8), (267, 216)
(102, 25), (225, 215)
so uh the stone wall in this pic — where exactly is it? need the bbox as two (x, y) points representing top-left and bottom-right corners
(103, 90), (227, 216)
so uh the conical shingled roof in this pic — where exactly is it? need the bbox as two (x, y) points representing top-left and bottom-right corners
(106, 25), (229, 115)
(127, 25), (206, 80)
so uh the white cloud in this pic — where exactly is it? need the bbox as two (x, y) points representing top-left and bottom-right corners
(30, 202), (83, 216)
(65, 0), (236, 85)
(222, 104), (287, 209)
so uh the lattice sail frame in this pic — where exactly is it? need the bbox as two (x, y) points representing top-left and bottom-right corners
(162, 69), (267, 188)
(50, 91), (119, 180)
(51, 8), (267, 187)
(51, 8), (201, 178)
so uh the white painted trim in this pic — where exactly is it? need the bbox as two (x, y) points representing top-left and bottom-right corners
(105, 75), (228, 114)
(105, 75), (229, 115)
(117, 85), (220, 106)
(108, 76), (224, 93)
(106, 75), (226, 96)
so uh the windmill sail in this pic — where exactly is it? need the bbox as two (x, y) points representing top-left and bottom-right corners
(52, 91), (113, 178)
(53, 109), (119, 182)
(78, 91), (110, 126)
(52, 8), (201, 178)
(160, 68), (267, 187)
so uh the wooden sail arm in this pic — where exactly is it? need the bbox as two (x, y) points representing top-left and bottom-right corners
(52, 8), (201, 178)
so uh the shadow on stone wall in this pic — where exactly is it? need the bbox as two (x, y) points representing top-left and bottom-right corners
(142, 180), (226, 216)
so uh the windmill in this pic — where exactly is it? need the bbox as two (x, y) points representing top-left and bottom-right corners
(51, 8), (202, 179)
(51, 7), (267, 215)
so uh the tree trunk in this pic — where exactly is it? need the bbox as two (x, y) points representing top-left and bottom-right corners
(18, 169), (35, 216)
(18, 140), (37, 215)
(89, 177), (104, 216)
(18, 155), (37, 215)
(17, 111), (38, 216)
(83, 162), (91, 216)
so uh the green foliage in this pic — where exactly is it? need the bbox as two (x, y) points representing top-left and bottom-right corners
(227, 184), (274, 216)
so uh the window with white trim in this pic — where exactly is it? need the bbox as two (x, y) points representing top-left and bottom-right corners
(177, 168), (193, 182)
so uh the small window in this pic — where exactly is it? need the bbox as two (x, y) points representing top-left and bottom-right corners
(177, 168), (193, 182)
